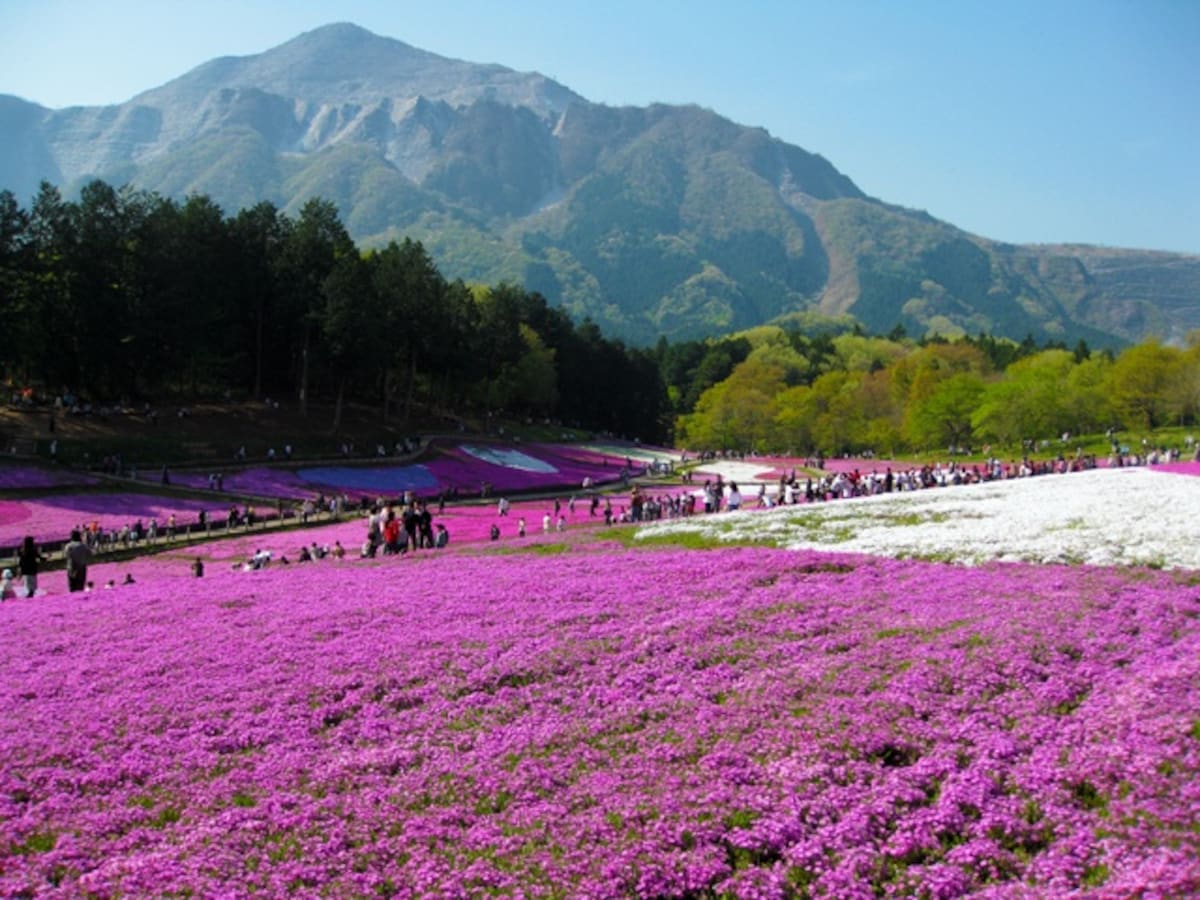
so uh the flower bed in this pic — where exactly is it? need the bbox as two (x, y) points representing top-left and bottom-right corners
(165, 443), (639, 501)
(636, 466), (1200, 569)
(0, 493), (227, 548)
(167, 467), (315, 499)
(1, 545), (1197, 896)
(1152, 459), (1200, 477)
(0, 463), (98, 490)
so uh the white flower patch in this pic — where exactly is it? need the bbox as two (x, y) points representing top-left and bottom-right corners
(459, 445), (558, 473)
(635, 467), (1200, 569)
(582, 444), (680, 465)
(690, 460), (780, 484)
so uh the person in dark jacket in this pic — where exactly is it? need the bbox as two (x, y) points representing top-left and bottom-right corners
(17, 535), (46, 598)
(63, 530), (92, 593)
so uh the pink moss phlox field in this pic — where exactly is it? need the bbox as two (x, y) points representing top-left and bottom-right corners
(1152, 460), (1200, 477)
(0, 494), (227, 547)
(2, 548), (1198, 897)
(424, 443), (630, 494)
(167, 467), (315, 499)
(165, 443), (635, 500)
(0, 464), (98, 490)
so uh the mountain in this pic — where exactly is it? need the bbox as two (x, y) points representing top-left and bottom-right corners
(3, 22), (1197, 347)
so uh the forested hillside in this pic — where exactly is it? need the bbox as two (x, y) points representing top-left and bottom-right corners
(4, 24), (1198, 348)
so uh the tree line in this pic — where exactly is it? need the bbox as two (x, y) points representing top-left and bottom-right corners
(4, 179), (1196, 455)
(671, 325), (1200, 455)
(0, 182), (668, 441)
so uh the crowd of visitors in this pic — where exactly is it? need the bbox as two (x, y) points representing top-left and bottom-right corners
(359, 497), (448, 558)
(4, 432), (1197, 596)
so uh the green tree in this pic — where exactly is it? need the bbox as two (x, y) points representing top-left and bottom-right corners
(228, 201), (288, 399)
(322, 252), (382, 433)
(809, 370), (867, 455)
(24, 182), (78, 387)
(504, 324), (559, 415)
(1063, 353), (1115, 435)
(372, 238), (447, 422)
(907, 371), (986, 451)
(972, 350), (1073, 447)
(277, 199), (355, 416)
(774, 383), (817, 453)
(1172, 338), (1200, 426)
(1108, 340), (1180, 429)
(0, 191), (31, 380)
(678, 355), (783, 451)
(831, 333), (908, 373)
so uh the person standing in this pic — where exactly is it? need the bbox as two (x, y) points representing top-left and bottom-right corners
(63, 530), (92, 593)
(17, 535), (46, 598)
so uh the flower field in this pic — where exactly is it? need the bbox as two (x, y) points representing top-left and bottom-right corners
(637, 466), (1200, 570)
(165, 442), (639, 501)
(0, 464), (97, 490)
(1, 463), (1199, 896)
(0, 493), (226, 548)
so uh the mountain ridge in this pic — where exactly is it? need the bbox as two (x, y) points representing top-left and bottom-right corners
(2, 23), (1197, 347)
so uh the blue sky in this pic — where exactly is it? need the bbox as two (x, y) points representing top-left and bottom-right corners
(2, 0), (1197, 254)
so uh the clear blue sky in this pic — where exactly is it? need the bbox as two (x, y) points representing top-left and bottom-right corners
(2, 0), (1197, 254)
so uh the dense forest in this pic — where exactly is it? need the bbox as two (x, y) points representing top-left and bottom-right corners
(3, 180), (1197, 456)
(0, 181), (668, 441)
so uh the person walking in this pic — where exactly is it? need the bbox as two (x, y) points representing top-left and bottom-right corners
(63, 530), (92, 593)
(16, 535), (46, 598)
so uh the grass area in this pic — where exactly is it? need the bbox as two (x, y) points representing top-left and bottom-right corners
(602, 525), (776, 551)
(912, 425), (1196, 465)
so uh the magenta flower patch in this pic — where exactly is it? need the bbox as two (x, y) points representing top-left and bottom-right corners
(1, 547), (1197, 896)
(0, 493), (224, 546)
(168, 467), (315, 499)
(165, 442), (637, 500)
(1153, 460), (1200, 477)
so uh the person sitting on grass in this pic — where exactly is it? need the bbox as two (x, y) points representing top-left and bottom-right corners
(244, 549), (271, 571)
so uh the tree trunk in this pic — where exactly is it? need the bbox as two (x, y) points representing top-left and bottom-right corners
(252, 303), (264, 400)
(402, 353), (418, 425)
(298, 334), (309, 418)
(332, 376), (345, 434)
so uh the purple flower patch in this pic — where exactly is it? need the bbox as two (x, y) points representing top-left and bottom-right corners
(0, 464), (98, 489)
(296, 465), (440, 494)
